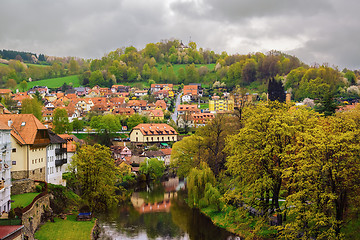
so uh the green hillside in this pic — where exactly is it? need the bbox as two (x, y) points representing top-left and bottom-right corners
(17, 75), (80, 91)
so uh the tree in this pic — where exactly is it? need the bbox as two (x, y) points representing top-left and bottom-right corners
(268, 77), (286, 102)
(226, 102), (318, 225)
(139, 158), (165, 180)
(89, 70), (104, 87)
(314, 92), (338, 116)
(185, 64), (200, 84)
(171, 134), (204, 178)
(127, 114), (147, 129)
(72, 118), (84, 133)
(69, 59), (80, 75)
(90, 114), (121, 146)
(70, 144), (118, 211)
(53, 108), (71, 134)
(187, 162), (216, 207)
(279, 115), (360, 239)
(344, 70), (356, 85)
(21, 98), (42, 121)
(19, 80), (28, 91)
(6, 79), (17, 90)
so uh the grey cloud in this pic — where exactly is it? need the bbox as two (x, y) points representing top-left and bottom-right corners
(0, 0), (360, 69)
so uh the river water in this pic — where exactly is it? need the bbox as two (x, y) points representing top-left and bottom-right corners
(97, 178), (239, 240)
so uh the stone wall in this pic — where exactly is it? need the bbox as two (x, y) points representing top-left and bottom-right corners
(11, 179), (35, 195)
(11, 170), (28, 180)
(29, 167), (45, 181)
(21, 194), (50, 240)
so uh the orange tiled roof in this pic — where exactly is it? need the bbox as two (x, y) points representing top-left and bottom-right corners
(160, 148), (172, 156)
(0, 114), (48, 145)
(155, 100), (167, 109)
(133, 123), (177, 136)
(58, 134), (77, 152)
(177, 104), (200, 111)
(0, 89), (12, 94)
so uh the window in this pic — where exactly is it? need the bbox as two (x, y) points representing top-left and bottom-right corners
(12, 148), (16, 153)
(12, 161), (16, 165)
(21, 122), (26, 126)
(32, 160), (34, 164)
(40, 168), (42, 173)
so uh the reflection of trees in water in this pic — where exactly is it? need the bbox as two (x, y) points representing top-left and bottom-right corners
(171, 191), (232, 240)
(99, 180), (233, 240)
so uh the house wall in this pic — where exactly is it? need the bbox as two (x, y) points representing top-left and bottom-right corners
(47, 143), (66, 186)
(0, 129), (11, 213)
(130, 129), (178, 143)
(10, 139), (47, 181)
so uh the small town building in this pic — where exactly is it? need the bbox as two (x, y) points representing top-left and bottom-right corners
(0, 121), (12, 213)
(130, 123), (178, 143)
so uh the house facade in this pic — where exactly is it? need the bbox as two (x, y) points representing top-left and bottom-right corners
(0, 114), (50, 181)
(46, 131), (67, 186)
(130, 123), (178, 143)
(0, 121), (12, 213)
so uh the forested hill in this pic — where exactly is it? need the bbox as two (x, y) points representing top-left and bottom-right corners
(1, 39), (359, 102)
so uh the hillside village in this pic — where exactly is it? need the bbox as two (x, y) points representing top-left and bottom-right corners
(0, 79), (271, 239)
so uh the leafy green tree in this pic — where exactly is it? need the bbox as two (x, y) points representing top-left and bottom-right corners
(344, 70), (356, 85)
(139, 158), (165, 180)
(21, 98), (42, 121)
(70, 144), (118, 211)
(226, 102), (318, 225)
(187, 162), (215, 207)
(89, 70), (104, 87)
(127, 114), (148, 129)
(72, 118), (84, 133)
(69, 59), (80, 75)
(279, 115), (360, 239)
(90, 114), (121, 146)
(171, 134), (203, 178)
(185, 64), (199, 84)
(19, 80), (27, 92)
(6, 78), (17, 90)
(53, 108), (71, 134)
(178, 68), (185, 83)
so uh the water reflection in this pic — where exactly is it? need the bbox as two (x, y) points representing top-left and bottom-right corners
(98, 178), (236, 240)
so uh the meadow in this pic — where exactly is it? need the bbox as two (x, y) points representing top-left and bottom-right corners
(17, 75), (80, 90)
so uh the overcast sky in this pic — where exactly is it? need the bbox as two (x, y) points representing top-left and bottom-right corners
(1, 0), (359, 69)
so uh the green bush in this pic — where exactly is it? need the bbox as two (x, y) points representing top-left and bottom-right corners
(35, 185), (43, 192)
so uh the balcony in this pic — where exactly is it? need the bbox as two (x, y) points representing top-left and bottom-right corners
(55, 148), (67, 155)
(55, 158), (67, 166)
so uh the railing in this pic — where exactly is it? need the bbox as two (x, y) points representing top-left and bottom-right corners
(55, 148), (67, 155)
(55, 158), (67, 166)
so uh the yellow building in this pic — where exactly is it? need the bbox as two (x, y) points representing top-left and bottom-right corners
(0, 114), (50, 181)
(209, 99), (234, 112)
(130, 123), (178, 143)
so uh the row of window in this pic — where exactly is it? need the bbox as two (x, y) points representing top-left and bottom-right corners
(145, 136), (175, 141)
(32, 158), (44, 164)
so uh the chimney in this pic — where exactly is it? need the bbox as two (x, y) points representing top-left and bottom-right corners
(8, 119), (12, 127)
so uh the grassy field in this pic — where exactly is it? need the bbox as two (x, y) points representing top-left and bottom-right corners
(34, 214), (95, 240)
(199, 103), (209, 110)
(11, 192), (40, 208)
(0, 63), (7, 67)
(17, 75), (80, 90)
(27, 63), (51, 68)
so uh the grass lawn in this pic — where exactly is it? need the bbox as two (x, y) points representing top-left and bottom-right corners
(35, 214), (95, 240)
(11, 192), (40, 208)
(17, 75), (80, 91)
(199, 103), (209, 110)
(0, 63), (8, 67)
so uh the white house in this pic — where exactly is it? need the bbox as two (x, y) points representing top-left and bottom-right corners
(0, 121), (12, 213)
(134, 90), (148, 98)
(46, 131), (67, 186)
(181, 94), (192, 103)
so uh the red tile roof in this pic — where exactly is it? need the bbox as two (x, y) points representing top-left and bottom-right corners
(0, 114), (48, 145)
(133, 123), (177, 136)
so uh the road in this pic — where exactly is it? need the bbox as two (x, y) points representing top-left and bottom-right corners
(171, 91), (182, 122)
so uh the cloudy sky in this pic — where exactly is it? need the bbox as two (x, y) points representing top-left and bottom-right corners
(1, 0), (359, 69)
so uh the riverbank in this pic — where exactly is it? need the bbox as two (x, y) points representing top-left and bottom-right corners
(195, 204), (276, 239)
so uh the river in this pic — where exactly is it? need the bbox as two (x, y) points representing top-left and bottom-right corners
(97, 178), (239, 240)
